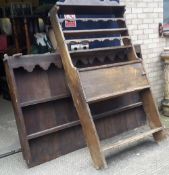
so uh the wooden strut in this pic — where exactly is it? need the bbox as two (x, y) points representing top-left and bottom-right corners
(24, 18), (31, 54)
(11, 18), (20, 53)
(50, 6), (107, 169)
(50, 4), (166, 169)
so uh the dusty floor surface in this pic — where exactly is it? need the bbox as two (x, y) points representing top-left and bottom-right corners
(161, 115), (169, 128)
(1, 138), (169, 175)
(1, 96), (169, 175)
(0, 97), (20, 155)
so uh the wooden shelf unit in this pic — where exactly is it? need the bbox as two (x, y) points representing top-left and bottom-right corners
(50, 0), (166, 169)
(5, 53), (81, 167)
(5, 0), (166, 169)
(5, 52), (147, 168)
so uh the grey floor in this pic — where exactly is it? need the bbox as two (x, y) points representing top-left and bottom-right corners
(1, 138), (169, 175)
(1, 96), (169, 175)
(0, 96), (20, 155)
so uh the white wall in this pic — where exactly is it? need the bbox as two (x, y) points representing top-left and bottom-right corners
(121, 0), (168, 105)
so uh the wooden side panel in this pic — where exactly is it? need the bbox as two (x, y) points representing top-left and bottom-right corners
(4, 62), (31, 161)
(79, 63), (149, 103)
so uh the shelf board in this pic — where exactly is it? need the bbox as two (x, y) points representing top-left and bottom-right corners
(27, 102), (143, 140)
(66, 36), (130, 44)
(69, 45), (132, 55)
(20, 94), (71, 107)
(58, 3), (125, 8)
(93, 102), (143, 120)
(103, 127), (163, 153)
(57, 3), (125, 9)
(78, 60), (141, 72)
(63, 28), (128, 36)
(27, 120), (80, 140)
(87, 85), (150, 104)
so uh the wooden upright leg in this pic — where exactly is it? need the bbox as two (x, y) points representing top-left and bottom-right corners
(50, 7), (107, 169)
(11, 19), (20, 53)
(68, 73), (107, 169)
(24, 18), (31, 54)
(141, 89), (166, 142)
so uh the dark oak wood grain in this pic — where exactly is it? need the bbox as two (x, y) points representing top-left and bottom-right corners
(4, 0), (166, 169)
(5, 53), (147, 168)
(79, 62), (149, 103)
(50, 0), (166, 169)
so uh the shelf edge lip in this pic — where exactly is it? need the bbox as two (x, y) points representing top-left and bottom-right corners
(27, 120), (80, 140)
(20, 94), (71, 107)
(59, 18), (125, 23)
(78, 60), (142, 72)
(57, 4), (125, 8)
(103, 127), (163, 152)
(66, 36), (131, 44)
(69, 45), (132, 55)
(86, 86), (150, 104)
(63, 28), (128, 34)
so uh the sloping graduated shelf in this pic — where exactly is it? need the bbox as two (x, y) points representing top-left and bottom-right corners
(5, 0), (166, 170)
(50, 0), (166, 170)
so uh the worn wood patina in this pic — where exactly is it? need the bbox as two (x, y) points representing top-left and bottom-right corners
(50, 0), (166, 169)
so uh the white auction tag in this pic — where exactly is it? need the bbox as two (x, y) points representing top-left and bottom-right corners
(64, 15), (77, 28)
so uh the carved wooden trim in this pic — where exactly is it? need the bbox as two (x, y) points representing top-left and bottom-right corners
(72, 51), (128, 66)
(59, 18), (125, 23)
(4, 53), (62, 72)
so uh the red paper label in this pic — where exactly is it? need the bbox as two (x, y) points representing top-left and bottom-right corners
(64, 15), (76, 28)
